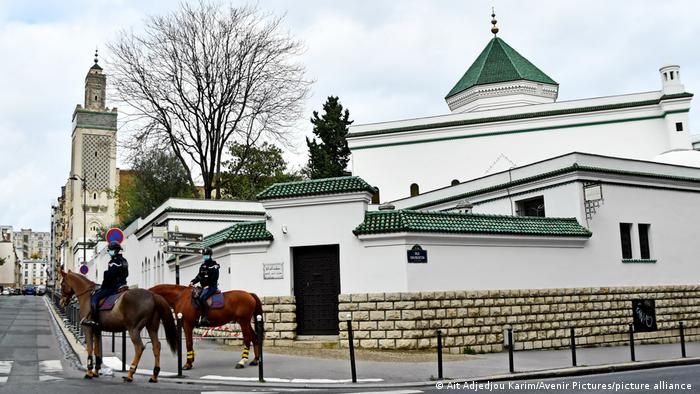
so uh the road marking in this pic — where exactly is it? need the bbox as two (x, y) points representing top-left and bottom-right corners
(201, 392), (276, 394)
(38, 360), (63, 373)
(39, 375), (64, 382)
(341, 391), (423, 394)
(102, 357), (178, 377)
(200, 375), (383, 383)
(0, 361), (12, 375)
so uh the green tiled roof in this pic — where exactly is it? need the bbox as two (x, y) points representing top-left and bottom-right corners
(191, 221), (273, 249)
(257, 176), (377, 200)
(446, 37), (557, 99)
(353, 210), (592, 237)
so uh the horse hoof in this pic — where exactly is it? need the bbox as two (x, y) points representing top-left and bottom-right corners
(249, 360), (258, 366)
(122, 377), (133, 383)
(235, 363), (244, 369)
(182, 364), (192, 370)
(84, 373), (92, 379)
(148, 377), (157, 383)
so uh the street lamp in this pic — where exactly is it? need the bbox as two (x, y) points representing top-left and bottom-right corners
(69, 174), (87, 268)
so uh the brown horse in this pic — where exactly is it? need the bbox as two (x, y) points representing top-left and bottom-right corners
(149, 284), (263, 369)
(60, 271), (178, 382)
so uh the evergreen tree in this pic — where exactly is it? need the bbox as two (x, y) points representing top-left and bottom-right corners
(305, 96), (352, 179)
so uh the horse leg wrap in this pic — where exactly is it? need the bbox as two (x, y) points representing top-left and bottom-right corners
(95, 356), (102, 370)
(87, 356), (93, 371)
(153, 366), (160, 377)
(186, 351), (194, 361)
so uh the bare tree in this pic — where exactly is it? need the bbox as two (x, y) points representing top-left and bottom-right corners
(109, 2), (311, 199)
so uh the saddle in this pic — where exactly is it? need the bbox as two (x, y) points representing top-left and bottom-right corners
(98, 286), (129, 311)
(191, 287), (224, 309)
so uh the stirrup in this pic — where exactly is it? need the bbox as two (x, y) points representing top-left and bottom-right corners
(82, 319), (98, 327)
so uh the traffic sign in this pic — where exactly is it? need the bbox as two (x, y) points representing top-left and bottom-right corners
(166, 245), (202, 255)
(165, 232), (203, 242)
(79, 264), (89, 275)
(106, 228), (124, 244)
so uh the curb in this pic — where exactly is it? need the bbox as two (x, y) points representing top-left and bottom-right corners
(44, 296), (87, 364)
(152, 356), (700, 389)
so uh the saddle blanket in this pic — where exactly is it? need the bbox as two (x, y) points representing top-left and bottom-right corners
(99, 287), (128, 311)
(192, 292), (224, 309)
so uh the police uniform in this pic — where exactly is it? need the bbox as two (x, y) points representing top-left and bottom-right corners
(190, 253), (219, 325)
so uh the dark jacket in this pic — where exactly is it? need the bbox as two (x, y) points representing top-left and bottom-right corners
(191, 259), (219, 288)
(102, 254), (128, 290)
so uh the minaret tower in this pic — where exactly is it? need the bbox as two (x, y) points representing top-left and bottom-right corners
(66, 50), (119, 271)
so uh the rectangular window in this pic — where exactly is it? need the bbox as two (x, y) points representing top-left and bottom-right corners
(515, 196), (546, 217)
(675, 122), (683, 132)
(619, 223), (633, 259)
(639, 224), (651, 259)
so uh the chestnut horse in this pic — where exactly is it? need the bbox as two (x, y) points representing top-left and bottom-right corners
(60, 271), (178, 382)
(149, 284), (263, 369)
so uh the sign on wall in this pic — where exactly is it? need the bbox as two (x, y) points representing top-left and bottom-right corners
(632, 299), (657, 332)
(263, 263), (284, 280)
(407, 244), (428, 263)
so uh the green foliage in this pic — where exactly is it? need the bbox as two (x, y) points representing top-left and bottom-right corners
(117, 150), (195, 227)
(304, 96), (352, 179)
(220, 142), (302, 200)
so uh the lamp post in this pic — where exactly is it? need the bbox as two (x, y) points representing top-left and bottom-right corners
(69, 174), (87, 267)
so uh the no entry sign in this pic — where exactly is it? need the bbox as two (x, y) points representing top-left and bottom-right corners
(106, 228), (124, 244)
(79, 264), (89, 275)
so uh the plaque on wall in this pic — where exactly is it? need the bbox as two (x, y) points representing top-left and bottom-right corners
(407, 244), (428, 263)
(632, 299), (657, 332)
(263, 263), (284, 280)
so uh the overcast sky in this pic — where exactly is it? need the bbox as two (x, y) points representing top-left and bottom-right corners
(1, 0), (699, 231)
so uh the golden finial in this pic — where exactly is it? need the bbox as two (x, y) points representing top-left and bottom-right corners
(491, 7), (499, 36)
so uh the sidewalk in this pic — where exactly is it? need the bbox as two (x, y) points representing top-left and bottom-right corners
(96, 333), (700, 385)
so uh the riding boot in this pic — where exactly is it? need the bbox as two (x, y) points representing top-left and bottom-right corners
(200, 300), (210, 326)
(83, 303), (98, 327)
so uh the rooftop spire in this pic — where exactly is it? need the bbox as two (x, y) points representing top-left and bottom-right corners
(94, 48), (99, 65)
(491, 7), (499, 36)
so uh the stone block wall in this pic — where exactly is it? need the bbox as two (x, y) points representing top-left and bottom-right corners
(337, 285), (700, 354)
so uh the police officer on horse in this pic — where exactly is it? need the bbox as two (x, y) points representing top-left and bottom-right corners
(189, 247), (219, 326)
(83, 241), (129, 327)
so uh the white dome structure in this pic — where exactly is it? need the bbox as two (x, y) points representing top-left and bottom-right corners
(653, 150), (700, 168)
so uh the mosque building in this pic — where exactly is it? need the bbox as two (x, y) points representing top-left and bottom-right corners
(87, 15), (700, 353)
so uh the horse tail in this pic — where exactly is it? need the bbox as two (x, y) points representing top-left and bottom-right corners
(251, 292), (264, 321)
(153, 293), (178, 354)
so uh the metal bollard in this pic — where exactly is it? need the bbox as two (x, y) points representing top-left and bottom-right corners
(680, 321), (686, 358)
(121, 331), (126, 371)
(111, 331), (115, 353)
(507, 328), (514, 373)
(176, 313), (183, 377)
(570, 327), (577, 367)
(346, 313), (357, 383)
(628, 324), (635, 362)
(256, 315), (264, 382)
(436, 329), (443, 380)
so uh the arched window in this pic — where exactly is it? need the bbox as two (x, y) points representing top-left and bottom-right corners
(451, 179), (460, 186)
(410, 183), (420, 197)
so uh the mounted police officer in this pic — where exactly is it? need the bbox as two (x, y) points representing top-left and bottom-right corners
(83, 241), (129, 327)
(189, 247), (219, 326)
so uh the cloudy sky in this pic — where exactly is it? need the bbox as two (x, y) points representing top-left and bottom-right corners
(0, 0), (699, 231)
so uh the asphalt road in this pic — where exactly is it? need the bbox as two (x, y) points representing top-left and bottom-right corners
(421, 364), (699, 393)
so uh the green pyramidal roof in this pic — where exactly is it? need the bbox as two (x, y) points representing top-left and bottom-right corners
(446, 37), (557, 99)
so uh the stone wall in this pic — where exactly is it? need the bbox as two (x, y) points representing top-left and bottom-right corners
(337, 285), (700, 354)
(193, 295), (297, 347)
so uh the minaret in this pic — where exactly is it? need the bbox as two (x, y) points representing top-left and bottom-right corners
(66, 50), (119, 271)
(658, 64), (692, 151)
(85, 49), (106, 110)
